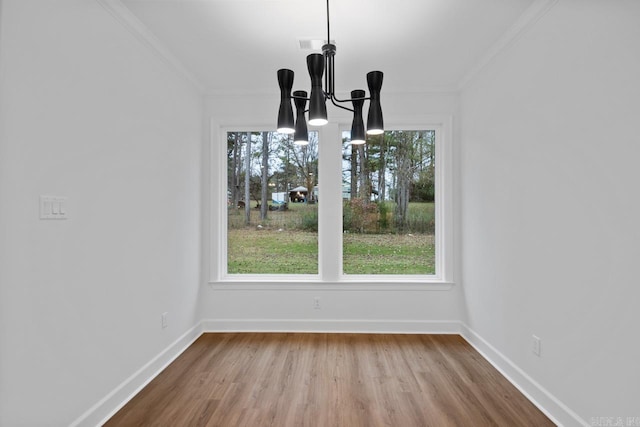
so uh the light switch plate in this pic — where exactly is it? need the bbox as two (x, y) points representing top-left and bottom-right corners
(40, 196), (68, 220)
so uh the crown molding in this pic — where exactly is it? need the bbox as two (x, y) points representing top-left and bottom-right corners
(457, 0), (558, 91)
(96, 0), (205, 93)
(94, 0), (556, 98)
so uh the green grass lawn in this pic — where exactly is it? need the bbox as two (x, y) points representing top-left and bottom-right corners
(343, 233), (435, 275)
(227, 228), (435, 275)
(227, 201), (435, 274)
(227, 228), (318, 274)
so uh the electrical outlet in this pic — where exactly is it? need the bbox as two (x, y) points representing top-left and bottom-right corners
(313, 297), (321, 310)
(532, 335), (541, 356)
(161, 312), (169, 329)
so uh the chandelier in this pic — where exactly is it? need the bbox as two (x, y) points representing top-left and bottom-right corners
(276, 0), (384, 145)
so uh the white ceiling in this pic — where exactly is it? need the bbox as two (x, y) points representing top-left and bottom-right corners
(120, 0), (535, 95)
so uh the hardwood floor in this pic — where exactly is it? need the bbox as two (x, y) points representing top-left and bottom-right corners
(105, 333), (554, 426)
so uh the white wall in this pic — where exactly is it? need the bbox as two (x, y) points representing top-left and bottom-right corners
(9, 0), (636, 424)
(0, 1), (203, 425)
(460, 0), (640, 424)
(200, 91), (466, 331)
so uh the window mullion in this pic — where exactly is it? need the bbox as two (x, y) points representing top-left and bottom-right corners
(317, 123), (343, 281)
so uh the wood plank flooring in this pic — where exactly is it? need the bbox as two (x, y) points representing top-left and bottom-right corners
(105, 333), (554, 426)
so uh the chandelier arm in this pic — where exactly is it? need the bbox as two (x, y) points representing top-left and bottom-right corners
(319, 48), (335, 99)
(329, 96), (355, 113)
(330, 50), (335, 97)
(323, 45), (371, 104)
(331, 93), (371, 103)
(324, 52), (330, 99)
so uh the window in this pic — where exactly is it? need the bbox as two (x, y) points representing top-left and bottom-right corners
(214, 118), (453, 284)
(342, 130), (436, 275)
(226, 131), (318, 275)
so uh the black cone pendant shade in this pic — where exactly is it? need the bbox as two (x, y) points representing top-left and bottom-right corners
(307, 54), (328, 126)
(366, 71), (384, 135)
(350, 90), (366, 145)
(277, 69), (295, 134)
(293, 90), (309, 145)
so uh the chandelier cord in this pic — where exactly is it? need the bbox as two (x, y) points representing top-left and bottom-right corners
(326, 0), (330, 45)
(324, 0), (330, 100)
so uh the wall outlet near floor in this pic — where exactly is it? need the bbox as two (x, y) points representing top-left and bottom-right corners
(313, 297), (321, 310)
(532, 335), (541, 356)
(161, 312), (169, 329)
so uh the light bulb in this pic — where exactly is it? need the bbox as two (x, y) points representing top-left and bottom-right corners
(308, 118), (328, 126)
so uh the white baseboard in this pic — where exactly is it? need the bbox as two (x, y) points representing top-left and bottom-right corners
(201, 318), (462, 334)
(460, 323), (587, 427)
(69, 322), (203, 427)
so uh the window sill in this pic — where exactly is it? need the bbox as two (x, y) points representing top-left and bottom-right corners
(209, 278), (455, 291)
